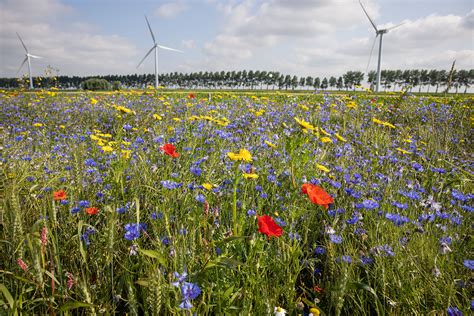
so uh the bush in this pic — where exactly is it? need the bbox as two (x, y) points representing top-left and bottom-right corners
(81, 78), (111, 91)
(112, 81), (122, 91)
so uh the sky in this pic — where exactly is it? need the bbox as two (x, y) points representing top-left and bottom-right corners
(0, 0), (473, 79)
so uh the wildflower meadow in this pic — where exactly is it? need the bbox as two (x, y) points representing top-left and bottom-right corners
(1, 89), (473, 315)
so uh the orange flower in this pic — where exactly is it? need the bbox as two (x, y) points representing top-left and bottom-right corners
(257, 215), (283, 238)
(53, 190), (67, 201)
(301, 183), (333, 209)
(160, 143), (180, 158)
(84, 207), (99, 215)
(188, 93), (196, 99)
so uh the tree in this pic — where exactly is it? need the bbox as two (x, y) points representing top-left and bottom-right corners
(313, 77), (321, 90)
(305, 76), (313, 90)
(337, 77), (343, 90)
(81, 78), (111, 91)
(321, 77), (328, 90)
(329, 76), (337, 90)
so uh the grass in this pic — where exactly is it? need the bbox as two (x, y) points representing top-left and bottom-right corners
(0, 89), (472, 315)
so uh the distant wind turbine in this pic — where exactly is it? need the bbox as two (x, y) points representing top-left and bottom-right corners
(137, 15), (183, 89)
(359, 1), (404, 92)
(16, 33), (42, 89)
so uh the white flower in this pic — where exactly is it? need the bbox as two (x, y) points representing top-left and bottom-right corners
(274, 306), (287, 316)
(439, 243), (452, 255)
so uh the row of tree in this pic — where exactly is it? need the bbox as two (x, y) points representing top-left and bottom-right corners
(0, 69), (472, 92)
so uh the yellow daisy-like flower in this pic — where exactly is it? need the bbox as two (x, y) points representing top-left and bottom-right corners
(309, 307), (320, 316)
(294, 117), (315, 131)
(264, 140), (276, 148)
(346, 101), (357, 109)
(227, 149), (253, 162)
(320, 137), (333, 143)
(243, 173), (259, 179)
(335, 133), (347, 142)
(90, 98), (98, 105)
(396, 148), (411, 154)
(202, 183), (213, 191)
(101, 145), (114, 153)
(373, 118), (396, 129)
(320, 128), (331, 136)
(121, 150), (132, 159)
(33, 123), (43, 127)
(316, 164), (330, 173)
(153, 114), (162, 120)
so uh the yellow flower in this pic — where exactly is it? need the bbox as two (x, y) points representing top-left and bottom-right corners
(33, 123), (43, 127)
(320, 128), (331, 136)
(294, 117), (315, 130)
(396, 148), (411, 154)
(101, 145), (114, 152)
(346, 101), (357, 109)
(243, 173), (259, 179)
(173, 117), (181, 122)
(115, 105), (134, 114)
(320, 137), (332, 143)
(335, 133), (347, 142)
(309, 307), (320, 316)
(227, 149), (253, 162)
(373, 118), (396, 129)
(121, 150), (132, 159)
(153, 114), (162, 120)
(316, 164), (330, 173)
(264, 140), (276, 148)
(202, 183), (213, 190)
(59, 125), (65, 129)
(90, 98), (98, 105)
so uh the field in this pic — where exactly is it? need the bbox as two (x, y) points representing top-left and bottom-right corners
(1, 89), (473, 315)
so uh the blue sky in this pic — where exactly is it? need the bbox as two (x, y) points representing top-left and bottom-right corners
(1, 0), (472, 78)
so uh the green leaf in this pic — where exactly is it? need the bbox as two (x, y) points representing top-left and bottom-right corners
(58, 301), (94, 312)
(139, 249), (166, 266)
(0, 284), (14, 309)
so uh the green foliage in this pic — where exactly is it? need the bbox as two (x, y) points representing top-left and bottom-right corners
(0, 90), (472, 314)
(81, 78), (111, 91)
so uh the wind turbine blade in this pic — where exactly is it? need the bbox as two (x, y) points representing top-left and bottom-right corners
(16, 32), (29, 52)
(28, 54), (42, 59)
(137, 46), (156, 68)
(386, 22), (405, 32)
(157, 44), (183, 53)
(365, 34), (378, 74)
(359, 1), (378, 32)
(17, 57), (28, 73)
(144, 15), (156, 44)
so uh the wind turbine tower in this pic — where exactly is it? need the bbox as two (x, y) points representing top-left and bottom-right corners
(359, 1), (404, 92)
(137, 15), (183, 89)
(16, 33), (42, 89)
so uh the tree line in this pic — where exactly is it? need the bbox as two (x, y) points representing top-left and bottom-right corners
(0, 68), (472, 92)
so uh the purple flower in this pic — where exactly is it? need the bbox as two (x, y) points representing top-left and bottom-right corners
(124, 223), (147, 241)
(463, 259), (474, 270)
(447, 306), (463, 316)
(329, 234), (342, 244)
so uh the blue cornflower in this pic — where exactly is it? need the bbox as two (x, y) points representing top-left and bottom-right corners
(360, 256), (374, 265)
(340, 255), (352, 263)
(385, 213), (410, 226)
(247, 209), (256, 217)
(79, 200), (90, 208)
(124, 223), (147, 241)
(412, 163), (424, 172)
(463, 259), (474, 270)
(329, 234), (342, 244)
(452, 190), (469, 202)
(70, 206), (80, 214)
(274, 217), (287, 227)
(179, 282), (201, 310)
(447, 306), (463, 316)
(190, 165), (202, 176)
(360, 199), (379, 209)
(392, 201), (408, 209)
(161, 180), (182, 190)
(81, 227), (96, 247)
(315, 246), (326, 255)
(84, 158), (97, 167)
(195, 194), (206, 204)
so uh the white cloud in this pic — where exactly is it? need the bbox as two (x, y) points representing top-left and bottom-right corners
(0, 0), (139, 77)
(192, 0), (473, 77)
(181, 39), (196, 49)
(154, 1), (189, 19)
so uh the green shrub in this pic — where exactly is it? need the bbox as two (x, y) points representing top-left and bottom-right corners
(81, 78), (111, 91)
(112, 81), (122, 91)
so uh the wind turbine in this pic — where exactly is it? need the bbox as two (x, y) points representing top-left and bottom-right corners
(359, 1), (404, 92)
(16, 33), (42, 89)
(137, 15), (183, 89)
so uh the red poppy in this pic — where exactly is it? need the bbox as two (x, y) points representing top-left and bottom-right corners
(301, 183), (333, 209)
(53, 190), (67, 201)
(84, 207), (99, 215)
(257, 215), (283, 238)
(187, 93), (196, 99)
(160, 143), (180, 158)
